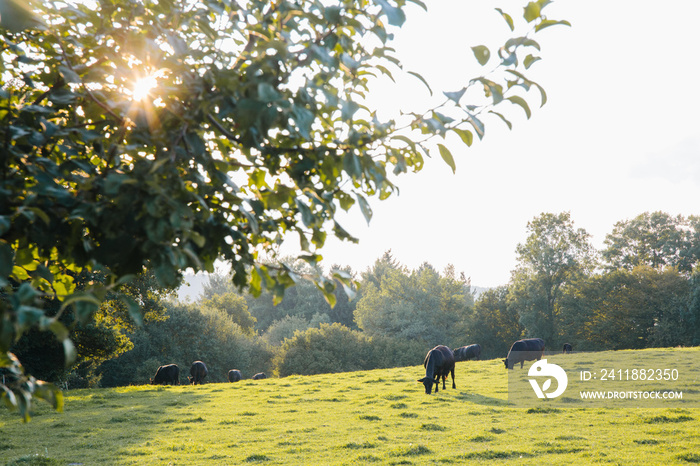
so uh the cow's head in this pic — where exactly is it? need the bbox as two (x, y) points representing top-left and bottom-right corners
(503, 359), (510, 370)
(417, 377), (436, 395)
(149, 377), (154, 385)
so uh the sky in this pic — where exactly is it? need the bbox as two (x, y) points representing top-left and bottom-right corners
(270, 0), (700, 289)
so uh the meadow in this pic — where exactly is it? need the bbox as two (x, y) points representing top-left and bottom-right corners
(2, 348), (700, 465)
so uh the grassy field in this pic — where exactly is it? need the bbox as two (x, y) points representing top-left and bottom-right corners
(2, 348), (700, 465)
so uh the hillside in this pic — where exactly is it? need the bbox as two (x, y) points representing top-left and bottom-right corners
(2, 349), (699, 465)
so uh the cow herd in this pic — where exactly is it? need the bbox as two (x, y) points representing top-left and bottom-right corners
(418, 339), (574, 394)
(150, 361), (267, 386)
(150, 339), (574, 393)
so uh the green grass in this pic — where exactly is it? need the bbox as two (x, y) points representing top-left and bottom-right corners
(2, 348), (700, 465)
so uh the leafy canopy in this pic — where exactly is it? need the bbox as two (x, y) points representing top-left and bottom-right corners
(0, 0), (568, 418)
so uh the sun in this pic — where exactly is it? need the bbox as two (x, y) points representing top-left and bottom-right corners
(131, 75), (158, 102)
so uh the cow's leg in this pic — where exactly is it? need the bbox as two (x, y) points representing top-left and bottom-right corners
(450, 367), (456, 389)
(520, 361), (524, 368)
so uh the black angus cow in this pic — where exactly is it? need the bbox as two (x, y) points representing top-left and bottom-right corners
(417, 345), (455, 395)
(228, 369), (242, 382)
(504, 338), (545, 369)
(453, 344), (481, 362)
(188, 361), (208, 385)
(562, 343), (573, 354)
(150, 364), (179, 385)
(252, 372), (267, 380)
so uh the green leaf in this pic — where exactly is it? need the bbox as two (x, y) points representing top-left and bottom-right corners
(524, 54), (542, 69)
(437, 144), (456, 174)
(121, 294), (143, 326)
(47, 319), (69, 341)
(535, 19), (572, 32)
(258, 82), (281, 102)
(63, 339), (77, 366)
(443, 88), (466, 104)
(356, 194), (372, 225)
(16, 283), (40, 304)
(452, 128), (473, 147)
(467, 113), (485, 140)
(507, 95), (532, 119)
(471, 45), (490, 66)
(295, 198), (314, 228)
(407, 71), (433, 96)
(489, 110), (513, 129)
(495, 8), (514, 31)
(523, 2), (541, 22)
(375, 0), (406, 26)
(34, 381), (63, 412)
(58, 65), (81, 83)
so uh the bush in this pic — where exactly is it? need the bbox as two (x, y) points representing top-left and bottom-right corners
(274, 323), (427, 376)
(99, 302), (275, 385)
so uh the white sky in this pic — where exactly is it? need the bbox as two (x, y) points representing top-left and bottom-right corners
(282, 0), (700, 288)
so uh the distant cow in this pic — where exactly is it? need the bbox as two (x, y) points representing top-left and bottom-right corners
(504, 338), (545, 369)
(252, 372), (267, 380)
(562, 343), (573, 354)
(453, 344), (481, 362)
(417, 345), (455, 395)
(188, 361), (208, 385)
(150, 364), (179, 385)
(228, 369), (242, 382)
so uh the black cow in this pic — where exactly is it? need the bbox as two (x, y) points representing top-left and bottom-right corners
(252, 372), (267, 380)
(417, 345), (455, 395)
(188, 361), (208, 385)
(150, 364), (179, 385)
(453, 344), (481, 362)
(228, 369), (242, 382)
(504, 338), (545, 369)
(563, 343), (573, 354)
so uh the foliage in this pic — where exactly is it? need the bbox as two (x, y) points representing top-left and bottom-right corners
(354, 262), (473, 347)
(510, 212), (597, 345)
(602, 211), (693, 273)
(99, 302), (274, 386)
(469, 286), (523, 358)
(200, 292), (256, 334)
(262, 313), (330, 346)
(558, 266), (691, 350)
(10, 270), (170, 387)
(0, 0), (568, 416)
(274, 322), (424, 376)
(246, 261), (357, 332)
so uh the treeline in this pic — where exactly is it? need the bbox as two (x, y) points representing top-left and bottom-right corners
(11, 211), (700, 386)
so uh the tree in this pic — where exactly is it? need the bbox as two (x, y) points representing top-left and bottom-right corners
(1, 0), (568, 416)
(469, 286), (523, 358)
(510, 212), (596, 345)
(200, 292), (256, 334)
(602, 212), (690, 273)
(354, 262), (472, 347)
(558, 267), (690, 350)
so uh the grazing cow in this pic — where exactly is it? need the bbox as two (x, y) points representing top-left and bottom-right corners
(504, 338), (545, 369)
(228, 369), (242, 382)
(562, 343), (573, 354)
(453, 344), (481, 362)
(417, 345), (456, 395)
(188, 361), (208, 385)
(150, 364), (179, 385)
(252, 372), (267, 380)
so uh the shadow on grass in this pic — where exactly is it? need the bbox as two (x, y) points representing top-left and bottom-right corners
(455, 392), (509, 406)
